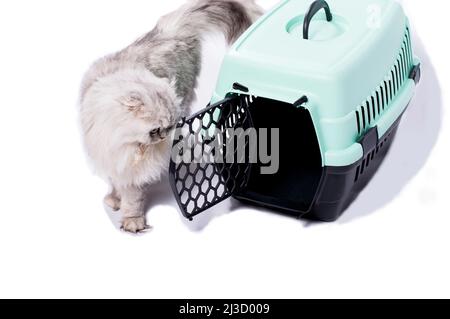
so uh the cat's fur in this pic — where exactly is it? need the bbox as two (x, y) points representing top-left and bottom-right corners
(79, 0), (263, 233)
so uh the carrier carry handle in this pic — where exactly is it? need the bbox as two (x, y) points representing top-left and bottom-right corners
(303, 0), (333, 40)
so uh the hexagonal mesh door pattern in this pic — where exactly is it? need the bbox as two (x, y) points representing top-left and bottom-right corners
(169, 96), (254, 220)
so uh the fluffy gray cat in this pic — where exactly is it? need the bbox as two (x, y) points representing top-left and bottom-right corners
(79, 0), (263, 233)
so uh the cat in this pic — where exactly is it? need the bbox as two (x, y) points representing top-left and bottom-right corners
(79, 0), (263, 233)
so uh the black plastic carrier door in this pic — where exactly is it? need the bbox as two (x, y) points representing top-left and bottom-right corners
(169, 96), (254, 220)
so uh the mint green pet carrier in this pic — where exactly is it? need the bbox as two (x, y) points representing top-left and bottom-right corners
(169, 0), (421, 222)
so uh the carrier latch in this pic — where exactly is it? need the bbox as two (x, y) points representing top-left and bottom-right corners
(358, 126), (379, 156)
(409, 63), (421, 85)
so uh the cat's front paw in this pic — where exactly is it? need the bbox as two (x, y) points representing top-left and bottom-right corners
(121, 217), (150, 234)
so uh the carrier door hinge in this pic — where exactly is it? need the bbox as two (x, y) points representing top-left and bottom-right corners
(293, 95), (309, 108)
(358, 126), (379, 156)
(232, 82), (249, 93)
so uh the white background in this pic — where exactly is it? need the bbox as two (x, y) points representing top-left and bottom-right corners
(0, 0), (448, 299)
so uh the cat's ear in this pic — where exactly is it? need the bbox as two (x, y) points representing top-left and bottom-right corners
(120, 92), (144, 111)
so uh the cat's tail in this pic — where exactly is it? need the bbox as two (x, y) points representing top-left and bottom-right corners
(159, 0), (264, 44)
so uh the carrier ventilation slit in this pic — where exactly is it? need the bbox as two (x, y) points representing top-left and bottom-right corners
(401, 47), (407, 79)
(356, 111), (361, 134)
(395, 64), (400, 91)
(355, 26), (413, 135)
(361, 106), (366, 129)
(376, 91), (381, 115)
(354, 132), (394, 182)
(389, 78), (393, 102)
(371, 96), (376, 120)
(366, 101), (371, 124)
(384, 81), (389, 106)
(393, 70), (397, 94)
(399, 55), (405, 83)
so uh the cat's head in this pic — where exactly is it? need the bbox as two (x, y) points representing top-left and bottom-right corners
(80, 68), (183, 152)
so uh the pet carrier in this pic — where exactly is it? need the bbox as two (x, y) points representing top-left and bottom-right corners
(169, 0), (421, 222)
